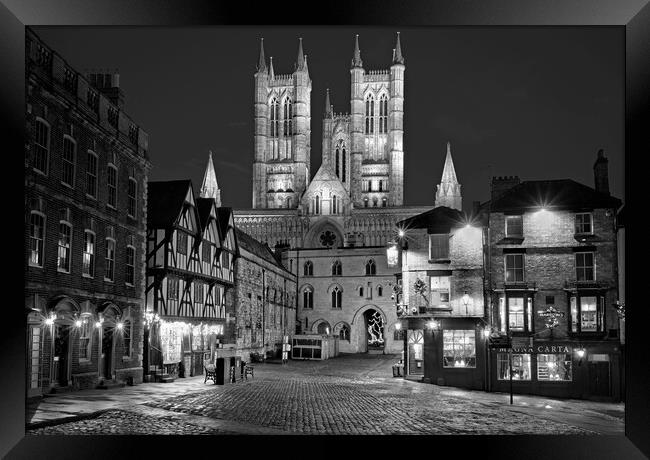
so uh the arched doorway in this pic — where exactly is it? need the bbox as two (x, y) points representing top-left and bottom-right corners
(98, 303), (121, 381)
(364, 309), (385, 353)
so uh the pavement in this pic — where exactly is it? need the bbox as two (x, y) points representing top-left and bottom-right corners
(25, 353), (625, 435)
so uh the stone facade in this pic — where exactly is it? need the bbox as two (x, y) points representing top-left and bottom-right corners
(25, 28), (150, 395)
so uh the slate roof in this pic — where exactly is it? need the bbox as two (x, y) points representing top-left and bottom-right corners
(147, 180), (193, 228)
(196, 197), (216, 231)
(235, 228), (290, 273)
(481, 179), (622, 213)
(397, 206), (471, 233)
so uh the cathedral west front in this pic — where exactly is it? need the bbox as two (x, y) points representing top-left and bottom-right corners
(227, 32), (463, 354)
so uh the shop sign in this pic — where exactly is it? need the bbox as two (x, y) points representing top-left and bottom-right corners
(497, 344), (572, 354)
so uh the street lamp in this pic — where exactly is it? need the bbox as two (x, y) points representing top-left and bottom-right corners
(386, 242), (399, 267)
(462, 291), (470, 316)
(395, 322), (402, 330)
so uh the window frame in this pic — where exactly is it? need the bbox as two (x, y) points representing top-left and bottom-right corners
(86, 150), (98, 199)
(505, 215), (523, 238)
(104, 237), (116, 282)
(575, 252), (596, 282)
(57, 218), (72, 273)
(127, 177), (138, 219)
(442, 329), (477, 368)
(303, 260), (313, 277)
(570, 294), (605, 333)
(501, 295), (534, 333)
(365, 259), (376, 276)
(61, 134), (77, 188)
(125, 244), (136, 286)
(29, 211), (46, 268)
(332, 260), (342, 276)
(574, 212), (593, 235)
(78, 319), (92, 362)
(122, 319), (132, 358)
(537, 353), (573, 381)
(331, 286), (342, 309)
(82, 229), (96, 278)
(107, 163), (118, 209)
(429, 233), (450, 260)
(504, 253), (525, 283)
(497, 352), (532, 381)
(33, 117), (50, 176)
(303, 287), (313, 309)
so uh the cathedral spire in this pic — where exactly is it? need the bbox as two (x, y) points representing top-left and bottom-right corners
(434, 142), (462, 210)
(200, 150), (222, 207)
(296, 37), (305, 71)
(257, 38), (267, 73)
(393, 31), (404, 65)
(269, 56), (275, 79)
(324, 88), (333, 117)
(351, 34), (363, 68)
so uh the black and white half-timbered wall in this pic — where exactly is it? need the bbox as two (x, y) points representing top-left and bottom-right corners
(144, 180), (239, 380)
(24, 28), (151, 395)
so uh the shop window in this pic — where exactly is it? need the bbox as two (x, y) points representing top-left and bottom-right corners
(442, 330), (476, 368)
(429, 276), (450, 308)
(429, 234), (449, 260)
(505, 215), (523, 237)
(505, 253), (525, 283)
(570, 295), (604, 332)
(575, 212), (593, 234)
(78, 320), (92, 360)
(537, 353), (572, 381)
(497, 353), (531, 380)
(575, 252), (595, 282)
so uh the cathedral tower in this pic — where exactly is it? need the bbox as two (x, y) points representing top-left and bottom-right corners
(252, 38), (312, 209)
(434, 142), (462, 211)
(349, 33), (405, 209)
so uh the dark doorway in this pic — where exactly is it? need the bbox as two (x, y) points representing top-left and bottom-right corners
(53, 325), (70, 386)
(589, 361), (611, 397)
(364, 309), (385, 352)
(102, 327), (114, 380)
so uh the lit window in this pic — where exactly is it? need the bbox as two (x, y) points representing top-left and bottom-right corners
(57, 219), (72, 273)
(107, 164), (118, 208)
(429, 234), (449, 260)
(365, 259), (376, 275)
(575, 213), (593, 234)
(575, 252), (595, 282)
(128, 178), (137, 218)
(78, 320), (92, 360)
(105, 238), (115, 281)
(62, 136), (76, 187)
(125, 245), (135, 285)
(379, 94), (388, 133)
(86, 151), (98, 198)
(505, 215), (523, 237)
(365, 94), (374, 134)
(331, 286), (342, 309)
(82, 230), (95, 277)
(430, 276), (451, 307)
(503, 296), (533, 333)
(283, 98), (293, 137)
(304, 260), (313, 276)
(29, 212), (45, 267)
(570, 295), (604, 332)
(33, 118), (50, 175)
(497, 353), (531, 380)
(537, 353), (572, 381)
(303, 288), (313, 309)
(508, 297), (525, 331)
(442, 330), (476, 368)
(505, 254), (525, 282)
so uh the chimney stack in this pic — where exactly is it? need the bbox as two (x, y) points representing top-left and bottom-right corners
(491, 176), (521, 202)
(86, 71), (125, 109)
(593, 149), (610, 195)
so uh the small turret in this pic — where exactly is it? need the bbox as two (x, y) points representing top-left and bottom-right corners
(269, 56), (275, 79)
(257, 38), (267, 73)
(351, 34), (363, 68)
(393, 32), (404, 65)
(324, 88), (333, 118)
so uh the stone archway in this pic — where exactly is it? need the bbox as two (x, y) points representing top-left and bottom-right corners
(49, 296), (81, 388)
(98, 303), (123, 380)
(351, 305), (387, 354)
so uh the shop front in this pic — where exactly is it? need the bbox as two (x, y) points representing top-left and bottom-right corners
(489, 340), (622, 401)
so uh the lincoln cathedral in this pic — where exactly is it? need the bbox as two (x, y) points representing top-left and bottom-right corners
(229, 33), (464, 353)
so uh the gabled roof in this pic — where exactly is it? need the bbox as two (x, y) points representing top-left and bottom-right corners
(397, 206), (470, 233)
(481, 179), (622, 213)
(216, 207), (240, 257)
(196, 197), (217, 233)
(235, 228), (290, 273)
(147, 180), (193, 229)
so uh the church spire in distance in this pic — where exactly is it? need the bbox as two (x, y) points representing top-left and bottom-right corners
(200, 150), (222, 207)
(257, 38), (266, 73)
(351, 34), (363, 68)
(434, 142), (462, 211)
(324, 88), (333, 117)
(393, 31), (404, 64)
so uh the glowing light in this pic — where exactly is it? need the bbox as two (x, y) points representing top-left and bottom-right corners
(577, 349), (585, 358)
(116, 322), (124, 330)
(74, 320), (82, 328)
(427, 320), (438, 330)
(95, 322), (102, 328)
(325, 327), (330, 335)
(465, 224), (471, 229)
(462, 292), (470, 306)
(395, 322), (402, 331)
(483, 329), (491, 339)
(45, 317), (55, 326)
(544, 405), (552, 409)
(398, 230), (405, 238)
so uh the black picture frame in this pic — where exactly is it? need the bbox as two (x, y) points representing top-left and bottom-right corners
(3, 0), (648, 458)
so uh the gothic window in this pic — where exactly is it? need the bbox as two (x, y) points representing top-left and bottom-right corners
(57, 211), (72, 273)
(304, 260), (313, 276)
(82, 230), (95, 277)
(270, 97), (279, 138)
(379, 94), (388, 133)
(332, 260), (342, 276)
(335, 148), (340, 177)
(33, 118), (50, 175)
(332, 195), (338, 214)
(339, 325), (350, 341)
(126, 244), (135, 286)
(29, 211), (45, 267)
(107, 164), (118, 208)
(382, 197), (387, 208)
(378, 285), (383, 296)
(365, 259), (376, 276)
(283, 98), (293, 137)
(365, 94), (374, 134)
(331, 286), (342, 309)
(62, 135), (76, 188)
(319, 231), (337, 247)
(315, 195), (320, 214)
(86, 150), (98, 198)
(303, 287), (313, 309)
(342, 149), (346, 183)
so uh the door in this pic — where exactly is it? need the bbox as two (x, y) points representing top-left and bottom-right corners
(53, 325), (70, 386)
(27, 325), (42, 396)
(101, 327), (114, 379)
(588, 361), (611, 397)
(407, 329), (424, 375)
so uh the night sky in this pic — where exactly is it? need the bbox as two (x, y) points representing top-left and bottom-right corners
(33, 26), (625, 210)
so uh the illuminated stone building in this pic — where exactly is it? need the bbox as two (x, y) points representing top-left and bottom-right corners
(234, 33), (433, 353)
(25, 28), (150, 395)
(482, 149), (623, 401)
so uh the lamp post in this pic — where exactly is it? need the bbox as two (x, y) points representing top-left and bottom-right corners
(462, 292), (470, 316)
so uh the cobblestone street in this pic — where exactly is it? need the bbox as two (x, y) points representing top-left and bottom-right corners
(26, 354), (624, 435)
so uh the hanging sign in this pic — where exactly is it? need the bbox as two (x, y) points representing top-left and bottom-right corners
(538, 306), (565, 329)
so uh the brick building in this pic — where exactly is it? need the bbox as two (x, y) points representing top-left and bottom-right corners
(482, 150), (623, 401)
(397, 147), (487, 389)
(144, 176), (238, 381)
(233, 230), (297, 362)
(25, 28), (151, 395)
